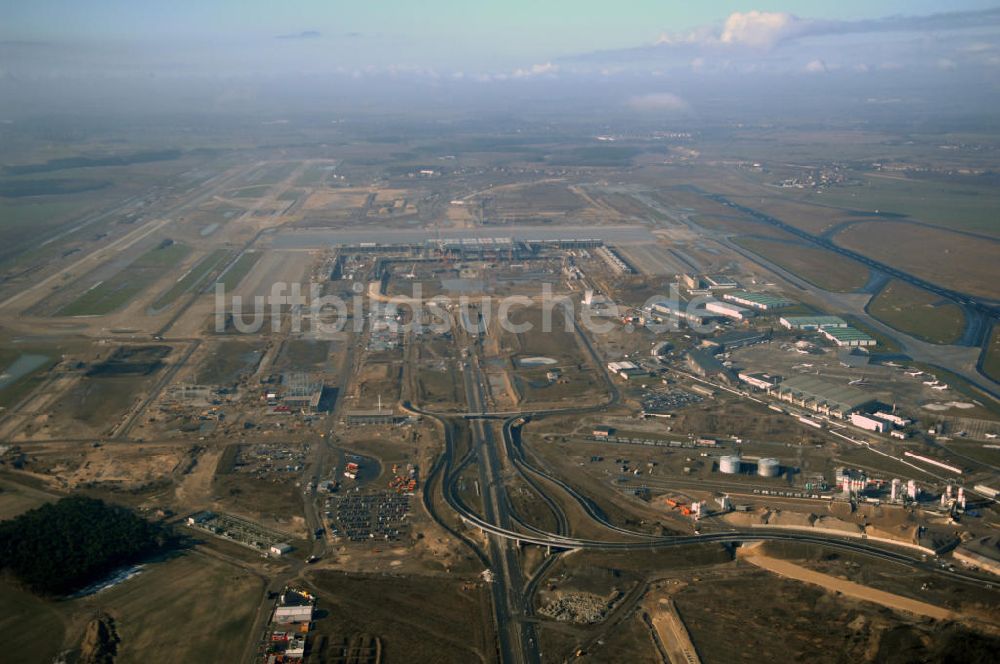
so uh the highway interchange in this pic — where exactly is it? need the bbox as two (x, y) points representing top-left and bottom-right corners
(409, 336), (999, 664)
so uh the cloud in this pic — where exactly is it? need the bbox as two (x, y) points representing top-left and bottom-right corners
(276, 30), (322, 40)
(804, 59), (828, 73)
(651, 7), (1000, 52)
(626, 92), (691, 113)
(511, 62), (559, 78)
(719, 11), (807, 49)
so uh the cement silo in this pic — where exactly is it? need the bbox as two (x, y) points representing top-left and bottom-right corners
(719, 455), (742, 474)
(757, 458), (781, 478)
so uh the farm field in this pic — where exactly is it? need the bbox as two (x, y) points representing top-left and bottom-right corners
(867, 280), (966, 345)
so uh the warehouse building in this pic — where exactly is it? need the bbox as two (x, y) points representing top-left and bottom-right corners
(704, 274), (739, 290)
(346, 409), (408, 425)
(738, 371), (780, 390)
(851, 413), (889, 432)
(686, 350), (736, 384)
(822, 326), (876, 347)
(705, 300), (754, 321)
(702, 329), (770, 353)
(779, 315), (847, 330)
(649, 300), (710, 327)
(767, 375), (876, 418)
(607, 360), (647, 380)
(722, 291), (794, 311)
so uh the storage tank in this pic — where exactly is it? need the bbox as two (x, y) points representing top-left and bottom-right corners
(719, 455), (742, 474)
(757, 458), (781, 478)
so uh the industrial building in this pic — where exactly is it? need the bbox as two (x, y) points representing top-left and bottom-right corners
(702, 329), (770, 353)
(873, 411), (910, 427)
(821, 326), (876, 347)
(595, 245), (635, 274)
(607, 360), (647, 380)
(757, 458), (781, 477)
(738, 371), (780, 390)
(768, 374), (876, 418)
(719, 454), (742, 474)
(281, 372), (325, 413)
(722, 291), (794, 311)
(685, 350), (736, 384)
(705, 300), (754, 320)
(704, 274), (739, 290)
(851, 413), (889, 433)
(649, 300), (710, 327)
(779, 315), (847, 330)
(345, 409), (408, 425)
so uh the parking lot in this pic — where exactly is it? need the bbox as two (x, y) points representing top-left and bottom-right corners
(642, 389), (703, 414)
(327, 492), (411, 542)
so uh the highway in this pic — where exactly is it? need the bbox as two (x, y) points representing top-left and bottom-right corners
(461, 354), (540, 664)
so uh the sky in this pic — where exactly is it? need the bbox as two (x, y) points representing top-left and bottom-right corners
(2, 2), (1000, 117)
(3, 1), (1000, 70)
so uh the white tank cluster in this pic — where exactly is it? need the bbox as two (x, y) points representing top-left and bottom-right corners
(757, 458), (781, 477)
(719, 455), (742, 474)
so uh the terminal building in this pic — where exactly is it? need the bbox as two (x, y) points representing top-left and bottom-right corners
(722, 291), (794, 311)
(767, 374), (876, 418)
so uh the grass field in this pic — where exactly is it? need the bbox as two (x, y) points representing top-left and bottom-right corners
(867, 280), (966, 345)
(835, 220), (999, 300)
(151, 248), (232, 310)
(0, 480), (56, 520)
(306, 570), (493, 664)
(0, 349), (59, 408)
(0, 581), (66, 662)
(983, 324), (1000, 384)
(91, 552), (261, 663)
(797, 173), (1000, 236)
(736, 237), (870, 292)
(230, 184), (272, 198)
(217, 251), (261, 292)
(58, 242), (191, 316)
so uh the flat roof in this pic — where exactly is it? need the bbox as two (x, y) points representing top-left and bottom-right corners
(781, 315), (847, 326)
(724, 291), (794, 306)
(269, 225), (655, 249)
(822, 327), (875, 341)
(774, 374), (874, 412)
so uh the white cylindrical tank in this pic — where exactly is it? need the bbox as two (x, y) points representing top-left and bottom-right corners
(757, 458), (781, 477)
(719, 455), (742, 474)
